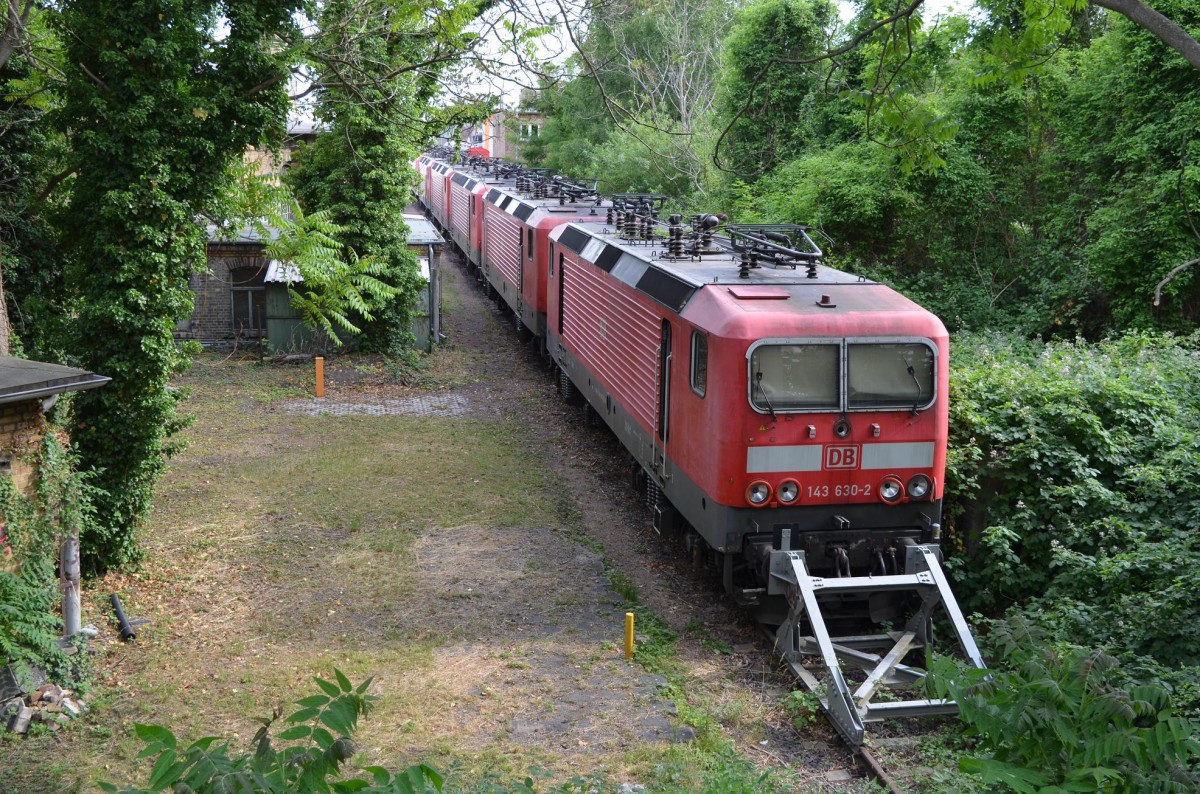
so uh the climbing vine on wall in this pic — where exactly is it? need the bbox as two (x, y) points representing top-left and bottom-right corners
(0, 433), (95, 678)
(54, 1), (301, 571)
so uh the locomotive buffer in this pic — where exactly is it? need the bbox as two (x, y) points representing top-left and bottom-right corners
(766, 539), (986, 746)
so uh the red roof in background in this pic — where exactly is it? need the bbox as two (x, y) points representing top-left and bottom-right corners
(466, 146), (489, 157)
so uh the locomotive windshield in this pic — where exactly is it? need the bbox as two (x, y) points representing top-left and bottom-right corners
(748, 340), (936, 413)
(847, 343), (935, 409)
(749, 344), (839, 410)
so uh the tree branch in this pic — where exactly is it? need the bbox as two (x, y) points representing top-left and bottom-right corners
(1153, 258), (1200, 306)
(0, 0), (34, 71)
(1090, 0), (1200, 71)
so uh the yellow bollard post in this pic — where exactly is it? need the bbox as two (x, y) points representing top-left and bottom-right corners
(315, 356), (325, 398)
(625, 612), (634, 660)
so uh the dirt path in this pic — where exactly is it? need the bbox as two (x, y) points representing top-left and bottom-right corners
(420, 247), (868, 786)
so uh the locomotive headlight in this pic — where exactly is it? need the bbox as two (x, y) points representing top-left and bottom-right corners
(778, 480), (800, 504)
(907, 474), (932, 500)
(879, 476), (904, 504)
(746, 481), (772, 507)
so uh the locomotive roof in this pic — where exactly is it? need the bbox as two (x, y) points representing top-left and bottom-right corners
(436, 158), (612, 215)
(552, 220), (939, 325)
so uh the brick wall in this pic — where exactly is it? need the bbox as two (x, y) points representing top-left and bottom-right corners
(178, 243), (265, 343)
(0, 400), (46, 495)
(0, 399), (47, 571)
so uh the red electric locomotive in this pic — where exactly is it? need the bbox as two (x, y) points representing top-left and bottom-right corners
(418, 157), (984, 744)
(546, 215), (948, 603)
(545, 212), (984, 745)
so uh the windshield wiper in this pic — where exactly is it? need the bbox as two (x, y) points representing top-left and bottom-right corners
(906, 359), (924, 415)
(755, 371), (777, 421)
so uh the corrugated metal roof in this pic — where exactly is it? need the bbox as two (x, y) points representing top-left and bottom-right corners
(403, 214), (444, 246)
(0, 357), (109, 405)
(264, 260), (303, 283)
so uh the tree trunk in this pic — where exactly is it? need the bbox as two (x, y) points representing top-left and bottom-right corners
(0, 246), (10, 356)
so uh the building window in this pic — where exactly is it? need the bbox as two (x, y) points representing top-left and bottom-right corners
(520, 123), (540, 139)
(230, 265), (267, 336)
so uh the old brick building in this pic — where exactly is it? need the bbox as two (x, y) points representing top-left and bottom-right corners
(180, 228), (274, 344)
(0, 358), (109, 494)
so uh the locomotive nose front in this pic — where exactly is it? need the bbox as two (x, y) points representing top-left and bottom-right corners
(738, 337), (945, 578)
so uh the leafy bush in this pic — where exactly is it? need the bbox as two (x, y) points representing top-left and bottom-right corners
(101, 670), (443, 794)
(945, 332), (1200, 621)
(946, 330), (1200, 717)
(937, 617), (1200, 793)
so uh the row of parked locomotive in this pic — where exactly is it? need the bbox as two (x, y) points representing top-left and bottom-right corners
(414, 149), (950, 614)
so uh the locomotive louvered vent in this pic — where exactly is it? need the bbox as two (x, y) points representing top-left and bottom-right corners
(727, 224), (824, 278)
(594, 245), (622, 272)
(636, 268), (696, 313)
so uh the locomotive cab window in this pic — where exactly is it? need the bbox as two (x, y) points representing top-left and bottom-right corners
(690, 332), (708, 397)
(750, 344), (839, 411)
(747, 339), (936, 413)
(847, 343), (935, 410)
(527, 229), (534, 260)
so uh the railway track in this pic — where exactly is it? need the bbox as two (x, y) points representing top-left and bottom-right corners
(756, 621), (931, 793)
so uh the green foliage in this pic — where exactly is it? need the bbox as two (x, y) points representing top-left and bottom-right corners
(286, 0), (488, 357)
(536, 0), (1200, 337)
(260, 199), (401, 345)
(0, 433), (95, 680)
(946, 332), (1200, 613)
(779, 689), (820, 731)
(945, 330), (1200, 712)
(1045, 5), (1200, 331)
(937, 617), (1200, 793)
(714, 0), (836, 177)
(101, 670), (444, 794)
(54, 0), (301, 572)
(0, 41), (70, 360)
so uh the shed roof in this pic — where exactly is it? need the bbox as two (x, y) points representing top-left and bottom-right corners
(0, 357), (110, 405)
(264, 260), (303, 284)
(403, 214), (444, 246)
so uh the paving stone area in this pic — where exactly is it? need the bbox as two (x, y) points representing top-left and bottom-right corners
(281, 393), (482, 417)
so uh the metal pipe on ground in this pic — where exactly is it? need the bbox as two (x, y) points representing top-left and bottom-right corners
(110, 594), (136, 641)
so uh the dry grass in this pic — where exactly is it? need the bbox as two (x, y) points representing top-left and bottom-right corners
(0, 351), (572, 792)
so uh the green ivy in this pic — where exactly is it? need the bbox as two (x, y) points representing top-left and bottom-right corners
(53, 1), (301, 572)
(0, 433), (96, 681)
(284, 0), (491, 359)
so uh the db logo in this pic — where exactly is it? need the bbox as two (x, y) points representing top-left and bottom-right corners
(824, 445), (860, 470)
